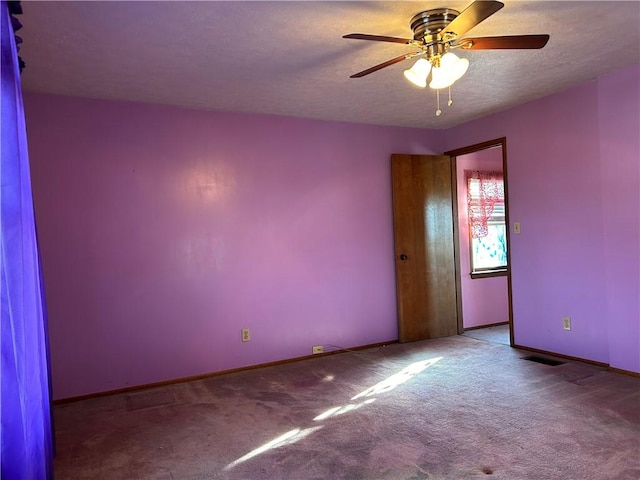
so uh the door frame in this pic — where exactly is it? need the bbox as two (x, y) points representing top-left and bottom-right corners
(444, 137), (514, 346)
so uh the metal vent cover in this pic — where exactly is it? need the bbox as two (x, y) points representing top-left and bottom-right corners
(522, 355), (566, 367)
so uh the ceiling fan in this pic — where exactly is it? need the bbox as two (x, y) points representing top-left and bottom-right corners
(343, 0), (550, 114)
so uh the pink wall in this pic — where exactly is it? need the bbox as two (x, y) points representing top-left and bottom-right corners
(445, 64), (640, 372)
(24, 93), (443, 399)
(456, 148), (509, 329)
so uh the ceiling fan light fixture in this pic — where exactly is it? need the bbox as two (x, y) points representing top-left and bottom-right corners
(343, 0), (550, 117)
(429, 52), (469, 89)
(403, 58), (431, 88)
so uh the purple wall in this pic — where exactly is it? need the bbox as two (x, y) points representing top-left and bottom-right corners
(456, 148), (509, 329)
(598, 66), (640, 373)
(24, 64), (639, 399)
(24, 93), (443, 399)
(445, 64), (640, 372)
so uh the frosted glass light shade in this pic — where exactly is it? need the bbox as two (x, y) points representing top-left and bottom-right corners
(429, 52), (469, 89)
(403, 58), (431, 88)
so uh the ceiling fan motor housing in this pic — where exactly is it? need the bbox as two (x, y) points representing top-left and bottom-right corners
(410, 8), (460, 42)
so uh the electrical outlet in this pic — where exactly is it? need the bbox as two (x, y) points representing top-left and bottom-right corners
(562, 317), (571, 331)
(241, 328), (250, 342)
(312, 345), (323, 354)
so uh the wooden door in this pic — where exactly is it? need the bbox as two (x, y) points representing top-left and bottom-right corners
(391, 154), (458, 342)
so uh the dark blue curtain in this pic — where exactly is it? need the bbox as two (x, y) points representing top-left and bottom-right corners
(1, 1), (54, 478)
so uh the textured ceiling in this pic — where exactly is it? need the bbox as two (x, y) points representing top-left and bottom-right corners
(18, 1), (640, 129)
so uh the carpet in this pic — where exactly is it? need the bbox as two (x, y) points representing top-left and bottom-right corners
(53, 335), (640, 479)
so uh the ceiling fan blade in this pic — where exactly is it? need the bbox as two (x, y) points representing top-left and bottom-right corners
(440, 0), (504, 40)
(458, 34), (550, 49)
(350, 54), (414, 78)
(343, 33), (413, 45)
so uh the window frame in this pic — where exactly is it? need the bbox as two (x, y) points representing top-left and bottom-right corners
(466, 172), (508, 278)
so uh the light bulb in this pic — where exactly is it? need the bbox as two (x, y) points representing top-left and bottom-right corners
(442, 52), (469, 82)
(429, 65), (455, 89)
(403, 58), (431, 88)
(429, 52), (469, 89)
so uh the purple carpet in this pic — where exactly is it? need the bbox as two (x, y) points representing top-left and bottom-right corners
(53, 333), (640, 479)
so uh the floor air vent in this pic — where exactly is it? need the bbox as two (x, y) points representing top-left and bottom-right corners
(522, 355), (565, 366)
(126, 389), (176, 411)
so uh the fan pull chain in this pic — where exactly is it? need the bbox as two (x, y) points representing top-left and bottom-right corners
(435, 88), (454, 116)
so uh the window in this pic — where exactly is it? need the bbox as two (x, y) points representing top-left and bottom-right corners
(466, 170), (507, 276)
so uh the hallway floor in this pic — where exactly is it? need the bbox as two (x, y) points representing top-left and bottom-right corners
(462, 323), (510, 345)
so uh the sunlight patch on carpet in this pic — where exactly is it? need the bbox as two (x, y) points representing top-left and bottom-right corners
(225, 357), (442, 472)
(224, 426), (323, 471)
(313, 398), (376, 421)
(314, 357), (442, 421)
(352, 357), (443, 400)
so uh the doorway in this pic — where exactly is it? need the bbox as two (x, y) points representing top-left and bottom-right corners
(445, 138), (514, 346)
